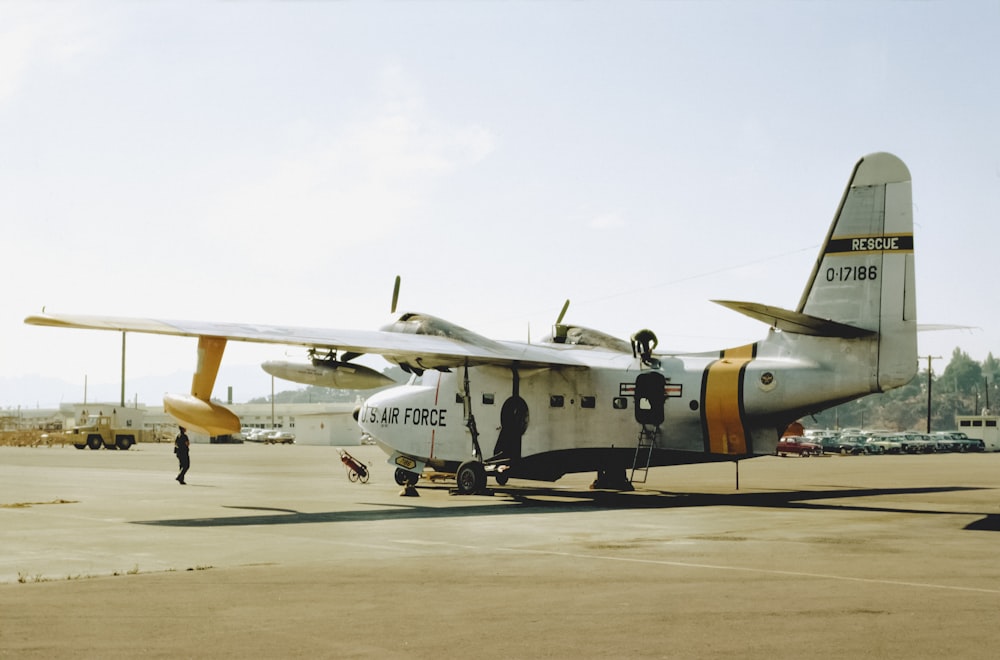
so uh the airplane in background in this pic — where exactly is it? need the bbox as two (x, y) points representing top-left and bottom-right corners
(25, 152), (917, 495)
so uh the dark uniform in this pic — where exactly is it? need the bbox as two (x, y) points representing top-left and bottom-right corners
(174, 426), (190, 485)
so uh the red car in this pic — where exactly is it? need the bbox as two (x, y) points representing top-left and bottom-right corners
(776, 436), (822, 457)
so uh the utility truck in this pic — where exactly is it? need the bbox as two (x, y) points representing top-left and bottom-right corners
(66, 414), (143, 450)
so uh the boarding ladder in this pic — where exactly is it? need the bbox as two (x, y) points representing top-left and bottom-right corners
(630, 425), (660, 484)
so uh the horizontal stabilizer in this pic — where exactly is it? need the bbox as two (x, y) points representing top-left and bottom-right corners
(712, 300), (876, 338)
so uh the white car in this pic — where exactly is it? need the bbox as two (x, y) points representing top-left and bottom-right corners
(265, 430), (295, 444)
(864, 434), (902, 454)
(243, 428), (269, 442)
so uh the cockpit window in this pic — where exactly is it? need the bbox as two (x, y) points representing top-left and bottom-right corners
(543, 325), (632, 353)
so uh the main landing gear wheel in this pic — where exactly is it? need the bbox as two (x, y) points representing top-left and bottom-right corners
(456, 461), (487, 495)
(394, 468), (418, 486)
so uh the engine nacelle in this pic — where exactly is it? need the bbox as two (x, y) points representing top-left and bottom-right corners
(262, 360), (395, 390)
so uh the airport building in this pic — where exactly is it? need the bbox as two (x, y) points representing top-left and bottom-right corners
(956, 414), (1000, 451)
(9, 401), (364, 446)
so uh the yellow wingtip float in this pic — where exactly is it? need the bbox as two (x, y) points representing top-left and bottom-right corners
(162, 335), (241, 436)
(163, 394), (242, 437)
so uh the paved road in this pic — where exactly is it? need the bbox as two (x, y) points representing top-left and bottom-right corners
(2, 444), (999, 658)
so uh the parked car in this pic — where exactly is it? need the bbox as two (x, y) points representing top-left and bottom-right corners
(928, 432), (957, 452)
(863, 433), (902, 454)
(265, 430), (296, 444)
(935, 431), (984, 452)
(243, 428), (269, 442)
(232, 427), (254, 442)
(776, 436), (822, 457)
(857, 438), (885, 454)
(839, 434), (874, 454)
(817, 435), (865, 455)
(899, 432), (936, 454)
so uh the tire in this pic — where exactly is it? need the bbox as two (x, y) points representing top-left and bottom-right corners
(455, 461), (486, 495)
(801, 450), (811, 457)
(348, 469), (359, 482)
(86, 435), (103, 450)
(115, 435), (134, 451)
(394, 468), (418, 486)
(495, 471), (509, 486)
(74, 444), (86, 450)
(358, 469), (370, 484)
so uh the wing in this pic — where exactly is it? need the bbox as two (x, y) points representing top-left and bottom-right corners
(25, 311), (591, 435)
(23, 312), (586, 370)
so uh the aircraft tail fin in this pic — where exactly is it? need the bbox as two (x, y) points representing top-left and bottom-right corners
(797, 152), (916, 390)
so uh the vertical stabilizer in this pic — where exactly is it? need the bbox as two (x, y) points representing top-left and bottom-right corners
(798, 152), (916, 390)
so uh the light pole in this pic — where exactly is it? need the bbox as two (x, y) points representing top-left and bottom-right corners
(120, 331), (127, 408)
(921, 355), (942, 433)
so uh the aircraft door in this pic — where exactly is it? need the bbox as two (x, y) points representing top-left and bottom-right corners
(492, 396), (529, 460)
(634, 372), (666, 427)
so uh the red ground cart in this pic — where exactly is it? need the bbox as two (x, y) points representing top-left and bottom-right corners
(338, 448), (369, 483)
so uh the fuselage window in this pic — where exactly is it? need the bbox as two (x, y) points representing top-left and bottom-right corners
(581, 396), (596, 409)
(482, 393), (495, 405)
(550, 395), (565, 408)
(612, 397), (628, 410)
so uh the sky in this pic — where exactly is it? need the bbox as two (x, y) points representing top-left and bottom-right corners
(2, 1), (999, 409)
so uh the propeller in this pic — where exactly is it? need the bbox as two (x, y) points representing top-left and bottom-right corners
(555, 299), (570, 326)
(552, 299), (571, 343)
(391, 275), (401, 314)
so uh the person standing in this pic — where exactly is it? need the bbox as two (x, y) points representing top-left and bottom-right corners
(174, 426), (190, 485)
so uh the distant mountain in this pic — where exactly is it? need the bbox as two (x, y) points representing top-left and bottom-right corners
(0, 364), (279, 410)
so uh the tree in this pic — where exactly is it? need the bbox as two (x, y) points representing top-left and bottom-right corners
(940, 348), (982, 395)
(982, 353), (1000, 412)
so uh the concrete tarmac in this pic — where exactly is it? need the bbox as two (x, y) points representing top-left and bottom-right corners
(2, 443), (1000, 659)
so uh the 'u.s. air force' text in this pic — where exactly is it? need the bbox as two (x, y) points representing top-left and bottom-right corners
(362, 406), (448, 427)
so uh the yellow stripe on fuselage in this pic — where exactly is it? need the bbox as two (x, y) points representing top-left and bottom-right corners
(702, 344), (755, 455)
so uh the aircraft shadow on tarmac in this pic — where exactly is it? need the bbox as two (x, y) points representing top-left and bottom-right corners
(131, 484), (999, 532)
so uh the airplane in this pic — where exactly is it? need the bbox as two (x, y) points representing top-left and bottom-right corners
(25, 152), (917, 495)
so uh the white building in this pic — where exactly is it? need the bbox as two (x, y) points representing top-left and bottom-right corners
(14, 400), (364, 446)
(955, 414), (1000, 451)
(230, 402), (362, 445)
